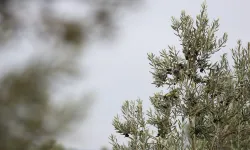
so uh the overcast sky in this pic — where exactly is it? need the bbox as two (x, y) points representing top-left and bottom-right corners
(2, 0), (250, 149)
(52, 0), (250, 149)
(56, 0), (250, 149)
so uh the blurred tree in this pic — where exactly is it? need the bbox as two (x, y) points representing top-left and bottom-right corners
(110, 2), (250, 150)
(100, 146), (109, 150)
(37, 140), (64, 150)
(0, 0), (142, 149)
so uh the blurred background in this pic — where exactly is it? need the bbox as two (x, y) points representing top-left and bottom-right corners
(0, 0), (249, 150)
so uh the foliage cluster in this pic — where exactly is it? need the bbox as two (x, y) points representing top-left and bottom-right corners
(110, 2), (250, 150)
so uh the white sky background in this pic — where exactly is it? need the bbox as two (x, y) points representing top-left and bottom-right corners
(1, 0), (250, 149)
(67, 1), (250, 149)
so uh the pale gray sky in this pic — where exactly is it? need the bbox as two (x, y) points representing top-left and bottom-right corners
(2, 0), (250, 150)
(58, 0), (250, 149)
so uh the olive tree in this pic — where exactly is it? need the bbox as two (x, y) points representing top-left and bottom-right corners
(110, 2), (250, 150)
